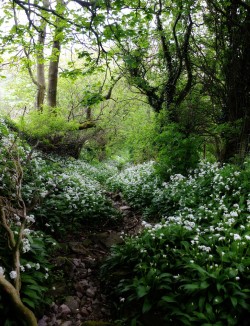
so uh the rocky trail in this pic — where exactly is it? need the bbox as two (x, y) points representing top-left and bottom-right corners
(38, 193), (142, 326)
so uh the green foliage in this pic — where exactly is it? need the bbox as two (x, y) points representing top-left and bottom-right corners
(33, 160), (121, 236)
(96, 79), (157, 164)
(0, 120), (55, 323)
(102, 161), (250, 325)
(155, 123), (201, 179)
(17, 106), (79, 138)
(0, 119), (29, 197)
(19, 231), (55, 312)
(106, 161), (160, 210)
(0, 229), (54, 315)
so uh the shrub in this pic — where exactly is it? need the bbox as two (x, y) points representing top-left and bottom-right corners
(17, 106), (79, 139)
(155, 123), (201, 179)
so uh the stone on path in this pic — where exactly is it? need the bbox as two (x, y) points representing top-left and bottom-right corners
(64, 296), (80, 313)
(58, 304), (71, 317)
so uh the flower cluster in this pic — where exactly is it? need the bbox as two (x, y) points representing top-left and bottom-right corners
(106, 161), (160, 208)
(32, 160), (119, 234)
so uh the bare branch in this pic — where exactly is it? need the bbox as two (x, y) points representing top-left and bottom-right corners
(0, 201), (16, 250)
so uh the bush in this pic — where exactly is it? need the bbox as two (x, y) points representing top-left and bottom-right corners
(155, 123), (201, 179)
(17, 106), (79, 139)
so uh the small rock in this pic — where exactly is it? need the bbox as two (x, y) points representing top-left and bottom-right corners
(60, 321), (72, 326)
(86, 287), (96, 298)
(69, 242), (88, 254)
(75, 280), (88, 293)
(81, 279), (89, 286)
(75, 321), (82, 326)
(51, 302), (59, 313)
(81, 296), (88, 305)
(38, 316), (48, 326)
(80, 307), (89, 316)
(48, 315), (57, 326)
(72, 258), (81, 267)
(76, 313), (83, 320)
(78, 269), (88, 278)
(86, 305), (93, 312)
(120, 205), (130, 210)
(65, 296), (79, 314)
(58, 304), (71, 316)
(76, 291), (83, 298)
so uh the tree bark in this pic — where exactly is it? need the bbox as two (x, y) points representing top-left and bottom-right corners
(47, 39), (61, 107)
(36, 1), (49, 110)
(47, 0), (65, 108)
(0, 275), (37, 326)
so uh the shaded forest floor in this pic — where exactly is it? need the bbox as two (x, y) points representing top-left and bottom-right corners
(38, 192), (142, 326)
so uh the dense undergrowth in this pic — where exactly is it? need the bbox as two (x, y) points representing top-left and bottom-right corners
(102, 161), (250, 325)
(1, 118), (250, 325)
(0, 120), (120, 325)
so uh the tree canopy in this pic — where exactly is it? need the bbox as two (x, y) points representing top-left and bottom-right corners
(0, 0), (249, 164)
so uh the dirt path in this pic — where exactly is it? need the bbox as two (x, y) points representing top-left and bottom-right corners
(38, 193), (142, 326)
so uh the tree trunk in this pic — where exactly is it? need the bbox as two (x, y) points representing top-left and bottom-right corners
(47, 39), (61, 107)
(36, 0), (49, 110)
(47, 0), (65, 108)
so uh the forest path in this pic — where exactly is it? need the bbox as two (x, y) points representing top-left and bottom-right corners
(38, 192), (142, 326)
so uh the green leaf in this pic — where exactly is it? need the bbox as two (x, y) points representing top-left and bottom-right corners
(131, 318), (137, 326)
(182, 283), (199, 292)
(137, 285), (148, 298)
(142, 298), (152, 313)
(230, 297), (237, 308)
(27, 284), (46, 293)
(21, 274), (38, 285)
(22, 298), (35, 309)
(198, 296), (206, 310)
(216, 283), (226, 292)
(205, 303), (215, 321)
(200, 281), (209, 289)
(161, 295), (177, 303)
(22, 289), (40, 300)
(193, 311), (207, 321)
(213, 296), (223, 305)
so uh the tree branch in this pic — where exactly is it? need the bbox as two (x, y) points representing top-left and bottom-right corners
(0, 275), (37, 326)
(0, 201), (16, 250)
(176, 14), (194, 106)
